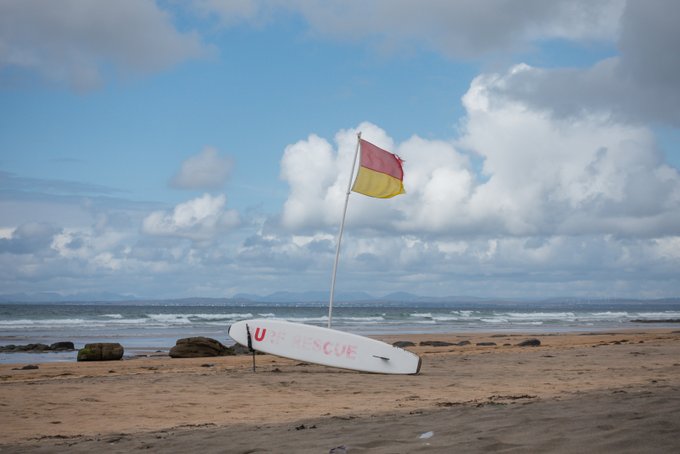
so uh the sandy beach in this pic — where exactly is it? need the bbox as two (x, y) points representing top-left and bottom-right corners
(1, 329), (679, 453)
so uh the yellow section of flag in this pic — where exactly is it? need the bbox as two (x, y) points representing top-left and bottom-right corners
(351, 166), (405, 199)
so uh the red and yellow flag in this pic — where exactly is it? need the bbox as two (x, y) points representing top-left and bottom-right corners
(351, 139), (405, 198)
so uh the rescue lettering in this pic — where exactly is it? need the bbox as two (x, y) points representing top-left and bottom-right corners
(292, 335), (358, 360)
(254, 327), (266, 342)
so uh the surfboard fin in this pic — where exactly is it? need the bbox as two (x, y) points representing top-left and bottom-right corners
(373, 355), (390, 360)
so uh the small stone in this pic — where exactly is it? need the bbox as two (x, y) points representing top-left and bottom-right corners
(392, 341), (416, 348)
(12, 364), (39, 370)
(518, 339), (541, 347)
(419, 340), (454, 347)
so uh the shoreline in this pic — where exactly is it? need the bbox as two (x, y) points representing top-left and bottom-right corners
(2, 328), (679, 452)
(3, 324), (680, 365)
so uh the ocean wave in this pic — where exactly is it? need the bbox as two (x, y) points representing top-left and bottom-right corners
(189, 313), (254, 321)
(589, 312), (630, 318)
(338, 316), (385, 322)
(502, 312), (577, 320)
(0, 318), (89, 327)
(632, 311), (680, 318)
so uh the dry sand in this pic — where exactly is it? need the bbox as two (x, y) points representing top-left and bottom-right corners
(1, 329), (679, 453)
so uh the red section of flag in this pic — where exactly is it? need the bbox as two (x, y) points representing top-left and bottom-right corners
(359, 139), (403, 181)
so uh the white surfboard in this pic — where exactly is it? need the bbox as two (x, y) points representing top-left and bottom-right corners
(228, 319), (421, 375)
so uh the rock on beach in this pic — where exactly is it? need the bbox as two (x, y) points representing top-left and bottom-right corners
(169, 337), (232, 358)
(77, 343), (124, 361)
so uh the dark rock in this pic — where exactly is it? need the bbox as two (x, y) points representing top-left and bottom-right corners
(77, 343), (124, 361)
(419, 340), (455, 347)
(12, 364), (39, 370)
(169, 337), (230, 358)
(455, 340), (471, 346)
(227, 343), (253, 355)
(392, 341), (416, 348)
(476, 342), (497, 346)
(19, 343), (51, 352)
(1, 342), (75, 353)
(517, 339), (541, 347)
(50, 341), (75, 351)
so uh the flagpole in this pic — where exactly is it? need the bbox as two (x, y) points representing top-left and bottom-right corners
(328, 131), (361, 328)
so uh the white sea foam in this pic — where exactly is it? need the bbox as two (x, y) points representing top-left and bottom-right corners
(589, 312), (629, 318)
(503, 312), (576, 320)
(339, 316), (385, 322)
(481, 318), (507, 324)
(189, 313), (253, 321)
(633, 311), (680, 318)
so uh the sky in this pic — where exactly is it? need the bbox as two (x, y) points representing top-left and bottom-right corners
(0, 0), (679, 300)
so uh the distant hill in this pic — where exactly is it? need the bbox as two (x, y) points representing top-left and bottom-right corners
(1, 291), (678, 306)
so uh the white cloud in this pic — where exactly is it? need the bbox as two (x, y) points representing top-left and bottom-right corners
(171, 147), (233, 190)
(0, 0), (210, 89)
(457, 65), (680, 237)
(142, 193), (239, 240)
(280, 122), (399, 230)
(198, 0), (624, 58)
(479, 1), (680, 127)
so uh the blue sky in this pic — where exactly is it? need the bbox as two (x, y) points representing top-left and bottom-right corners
(1, 0), (679, 300)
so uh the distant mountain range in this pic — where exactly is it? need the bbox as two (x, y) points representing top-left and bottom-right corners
(1, 291), (678, 306)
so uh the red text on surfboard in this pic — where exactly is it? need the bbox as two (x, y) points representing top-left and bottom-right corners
(292, 335), (358, 360)
(254, 328), (266, 341)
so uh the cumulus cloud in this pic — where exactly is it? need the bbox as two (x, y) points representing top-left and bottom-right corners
(197, 0), (624, 57)
(479, 1), (680, 126)
(280, 122), (400, 230)
(281, 105), (680, 238)
(0, 0), (210, 89)
(0, 222), (60, 255)
(142, 193), (239, 240)
(456, 67), (680, 237)
(170, 147), (233, 190)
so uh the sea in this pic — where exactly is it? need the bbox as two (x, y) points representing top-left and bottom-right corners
(2, 300), (680, 364)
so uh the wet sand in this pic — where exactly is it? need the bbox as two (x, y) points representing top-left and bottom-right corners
(1, 329), (679, 453)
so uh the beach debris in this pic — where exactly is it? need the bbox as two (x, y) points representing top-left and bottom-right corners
(295, 424), (316, 430)
(392, 341), (416, 348)
(517, 339), (541, 347)
(419, 431), (434, 439)
(77, 343), (124, 361)
(200, 363), (215, 368)
(329, 446), (347, 454)
(169, 337), (231, 358)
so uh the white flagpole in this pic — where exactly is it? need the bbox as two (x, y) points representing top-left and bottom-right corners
(328, 131), (361, 328)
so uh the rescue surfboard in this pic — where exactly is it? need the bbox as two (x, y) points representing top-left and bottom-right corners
(228, 319), (421, 375)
